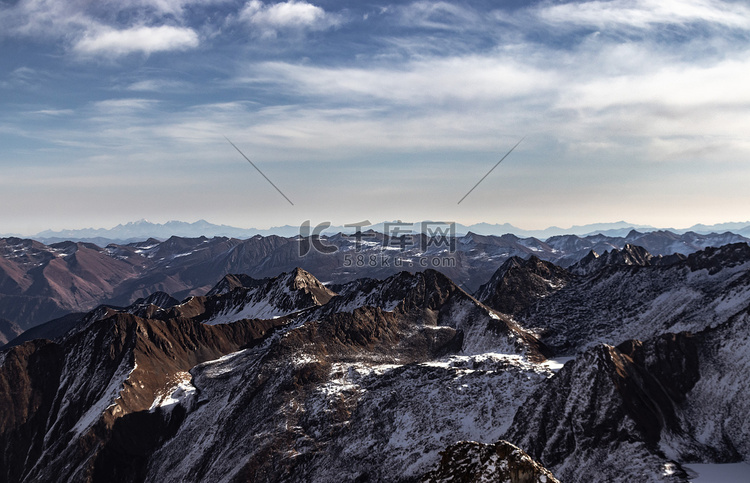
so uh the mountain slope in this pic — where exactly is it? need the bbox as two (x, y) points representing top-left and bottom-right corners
(0, 319), (22, 346)
(505, 333), (700, 482)
(517, 243), (750, 354)
(2, 244), (750, 482)
(0, 313), (289, 483)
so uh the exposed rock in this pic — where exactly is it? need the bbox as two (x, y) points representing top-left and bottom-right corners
(0, 312), (288, 483)
(421, 440), (560, 483)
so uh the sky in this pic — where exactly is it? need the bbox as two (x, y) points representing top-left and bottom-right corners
(1, 0), (749, 235)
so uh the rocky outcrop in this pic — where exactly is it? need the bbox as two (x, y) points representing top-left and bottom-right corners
(176, 268), (336, 324)
(421, 440), (560, 483)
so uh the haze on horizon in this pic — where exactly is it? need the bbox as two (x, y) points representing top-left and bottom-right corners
(2, 0), (749, 235)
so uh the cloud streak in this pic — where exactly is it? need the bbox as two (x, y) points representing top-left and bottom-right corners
(536, 0), (750, 31)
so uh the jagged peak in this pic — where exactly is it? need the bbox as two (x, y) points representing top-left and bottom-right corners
(570, 244), (654, 275)
(136, 291), (180, 309)
(207, 273), (266, 296)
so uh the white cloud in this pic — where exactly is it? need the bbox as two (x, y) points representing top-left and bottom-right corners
(0, 0), (205, 57)
(92, 99), (158, 111)
(73, 25), (199, 56)
(235, 36), (750, 163)
(239, 0), (341, 36)
(29, 109), (75, 116)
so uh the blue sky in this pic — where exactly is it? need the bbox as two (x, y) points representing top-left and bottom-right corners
(1, 0), (749, 235)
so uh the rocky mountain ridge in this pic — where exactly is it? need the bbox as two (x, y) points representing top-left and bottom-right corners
(2, 229), (748, 330)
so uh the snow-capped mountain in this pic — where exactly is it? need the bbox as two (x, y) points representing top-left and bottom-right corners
(179, 268), (336, 324)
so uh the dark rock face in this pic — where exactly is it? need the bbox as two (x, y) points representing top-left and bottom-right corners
(570, 243), (666, 276)
(315, 269), (550, 361)
(474, 256), (572, 316)
(420, 440), (560, 483)
(663, 307), (750, 464)
(0, 339), (64, 483)
(504, 333), (700, 482)
(686, 243), (750, 274)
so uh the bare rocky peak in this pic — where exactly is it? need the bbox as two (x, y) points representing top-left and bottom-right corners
(474, 256), (572, 316)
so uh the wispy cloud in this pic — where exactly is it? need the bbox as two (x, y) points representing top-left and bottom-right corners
(28, 109), (76, 116)
(536, 0), (750, 31)
(0, 67), (40, 89)
(243, 55), (558, 105)
(125, 79), (191, 92)
(73, 25), (199, 56)
(390, 1), (482, 31)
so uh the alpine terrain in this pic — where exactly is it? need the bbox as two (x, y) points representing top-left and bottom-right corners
(1, 237), (749, 482)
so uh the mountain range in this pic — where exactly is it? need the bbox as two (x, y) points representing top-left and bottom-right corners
(2, 240), (750, 481)
(1, 229), (748, 333)
(8, 219), (750, 244)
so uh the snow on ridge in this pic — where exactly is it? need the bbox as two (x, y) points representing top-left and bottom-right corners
(70, 357), (137, 437)
(149, 371), (196, 411)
